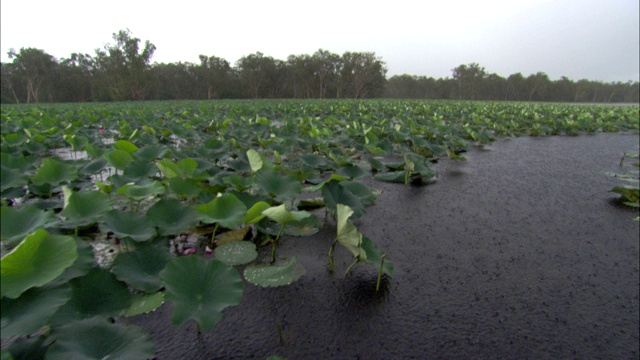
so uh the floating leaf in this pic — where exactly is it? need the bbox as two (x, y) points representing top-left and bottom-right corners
(147, 199), (197, 236)
(244, 257), (306, 287)
(1, 230), (77, 299)
(116, 181), (166, 201)
(196, 193), (247, 229)
(103, 210), (157, 242)
(262, 204), (311, 225)
(160, 256), (243, 330)
(0, 206), (56, 243)
(112, 244), (172, 292)
(30, 158), (78, 186)
(124, 291), (165, 317)
(214, 241), (258, 266)
(47, 317), (154, 360)
(284, 215), (319, 236)
(1, 285), (72, 338)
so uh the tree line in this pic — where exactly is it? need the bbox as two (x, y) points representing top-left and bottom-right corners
(1, 30), (638, 104)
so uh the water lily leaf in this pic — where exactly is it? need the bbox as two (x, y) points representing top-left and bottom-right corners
(59, 188), (112, 227)
(262, 204), (311, 225)
(116, 181), (165, 201)
(361, 236), (394, 276)
(247, 148), (263, 172)
(124, 291), (165, 317)
(113, 139), (139, 154)
(244, 257), (306, 287)
(215, 227), (251, 246)
(30, 158), (78, 186)
(160, 256), (243, 330)
(147, 199), (197, 236)
(1, 230), (77, 299)
(103, 210), (157, 242)
(1, 285), (72, 338)
(1, 206), (56, 243)
(103, 149), (134, 170)
(255, 169), (301, 203)
(196, 193), (247, 229)
(214, 241), (258, 266)
(47, 317), (154, 360)
(244, 201), (271, 224)
(169, 177), (203, 199)
(112, 244), (172, 292)
(50, 268), (132, 324)
(336, 204), (366, 260)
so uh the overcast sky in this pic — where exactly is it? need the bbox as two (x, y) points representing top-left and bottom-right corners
(1, 0), (638, 82)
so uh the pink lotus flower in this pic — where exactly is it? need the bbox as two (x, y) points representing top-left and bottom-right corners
(205, 246), (213, 254)
(98, 128), (106, 134)
(183, 248), (197, 255)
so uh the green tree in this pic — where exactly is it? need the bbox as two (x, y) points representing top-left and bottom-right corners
(7, 48), (58, 103)
(197, 55), (232, 99)
(452, 63), (486, 100)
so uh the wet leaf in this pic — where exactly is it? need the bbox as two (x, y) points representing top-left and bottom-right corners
(124, 291), (165, 317)
(214, 241), (258, 266)
(244, 257), (305, 287)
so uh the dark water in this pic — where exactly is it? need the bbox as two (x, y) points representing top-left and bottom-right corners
(124, 133), (640, 359)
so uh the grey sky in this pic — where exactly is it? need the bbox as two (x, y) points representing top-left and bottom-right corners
(1, 0), (638, 82)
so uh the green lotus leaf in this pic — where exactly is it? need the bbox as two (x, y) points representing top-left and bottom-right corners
(196, 193), (247, 229)
(222, 174), (253, 191)
(135, 144), (169, 161)
(336, 204), (366, 260)
(1, 230), (77, 299)
(322, 180), (365, 219)
(336, 164), (368, 179)
(160, 256), (243, 330)
(124, 291), (165, 317)
(262, 204), (311, 225)
(122, 159), (159, 182)
(374, 170), (408, 183)
(215, 227), (251, 246)
(116, 181), (166, 201)
(284, 214), (319, 236)
(112, 244), (172, 292)
(113, 139), (139, 154)
(299, 154), (328, 168)
(169, 177), (203, 199)
(103, 210), (157, 242)
(214, 241), (258, 266)
(103, 149), (134, 170)
(0, 166), (28, 192)
(50, 268), (132, 324)
(177, 158), (199, 177)
(147, 199), (197, 236)
(244, 257), (306, 287)
(30, 158), (78, 186)
(46, 239), (96, 288)
(247, 148), (264, 172)
(1, 206), (56, 243)
(296, 197), (325, 211)
(342, 181), (378, 206)
(46, 316), (154, 360)
(63, 134), (89, 152)
(59, 188), (112, 226)
(1, 285), (72, 338)
(255, 169), (301, 203)
(361, 236), (394, 277)
(79, 158), (107, 176)
(156, 159), (181, 179)
(244, 201), (271, 224)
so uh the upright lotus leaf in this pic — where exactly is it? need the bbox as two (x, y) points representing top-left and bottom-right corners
(336, 164), (369, 179)
(322, 180), (365, 219)
(0, 166), (28, 192)
(50, 268), (132, 324)
(336, 204), (366, 260)
(113, 139), (139, 154)
(297, 197), (325, 211)
(223, 174), (253, 191)
(0, 206), (56, 243)
(102, 210), (157, 242)
(156, 159), (181, 179)
(215, 227), (251, 246)
(46, 239), (95, 288)
(63, 134), (89, 152)
(244, 201), (271, 224)
(135, 144), (168, 161)
(112, 244), (172, 292)
(30, 157), (78, 186)
(196, 193), (247, 229)
(1, 285), (72, 338)
(214, 241), (258, 266)
(116, 181), (166, 201)
(122, 159), (158, 182)
(160, 256), (243, 330)
(147, 199), (197, 236)
(1, 230), (77, 299)
(244, 257), (306, 287)
(46, 316), (154, 360)
(169, 177), (203, 199)
(247, 148), (264, 172)
(361, 236), (394, 277)
(177, 158), (199, 177)
(262, 204), (311, 225)
(284, 215), (319, 236)
(374, 170), (408, 184)
(342, 181), (378, 206)
(79, 158), (107, 176)
(124, 291), (165, 317)
(59, 187), (112, 226)
(255, 169), (301, 203)
(103, 149), (134, 170)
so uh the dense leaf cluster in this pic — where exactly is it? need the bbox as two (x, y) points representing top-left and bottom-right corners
(1, 99), (638, 358)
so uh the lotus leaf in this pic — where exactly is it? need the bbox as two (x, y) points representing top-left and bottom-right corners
(30, 158), (78, 186)
(112, 244), (172, 292)
(214, 241), (258, 266)
(196, 193), (247, 229)
(103, 210), (157, 242)
(147, 199), (197, 236)
(244, 257), (306, 287)
(0, 206), (56, 243)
